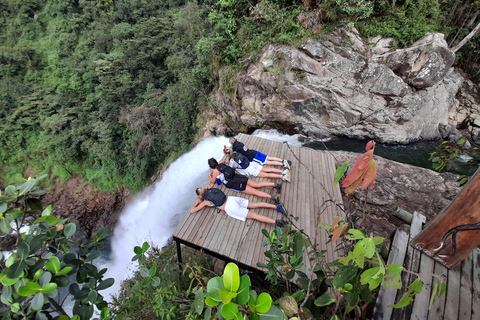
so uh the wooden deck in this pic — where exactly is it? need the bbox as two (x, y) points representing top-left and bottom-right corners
(172, 133), (345, 275)
(373, 211), (480, 320)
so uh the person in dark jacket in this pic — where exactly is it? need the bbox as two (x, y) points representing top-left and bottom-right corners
(229, 137), (292, 169)
(190, 185), (288, 227)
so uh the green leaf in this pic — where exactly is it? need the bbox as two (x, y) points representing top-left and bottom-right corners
(255, 292), (272, 313)
(6, 260), (26, 279)
(87, 290), (98, 303)
(219, 289), (237, 304)
(100, 307), (110, 320)
(40, 283), (58, 294)
(17, 241), (30, 260)
(333, 265), (358, 288)
(347, 229), (365, 240)
(42, 205), (52, 216)
(236, 274), (251, 305)
(360, 267), (384, 290)
(223, 263), (240, 292)
(86, 251), (101, 262)
(95, 228), (109, 241)
(334, 161), (349, 185)
(385, 264), (404, 289)
(0, 217), (12, 233)
(221, 302), (239, 320)
(5, 208), (23, 220)
(390, 278), (423, 308)
(19, 179), (36, 195)
(258, 305), (284, 319)
(194, 288), (205, 314)
(56, 266), (73, 276)
(293, 232), (304, 260)
(205, 296), (220, 306)
(204, 307), (212, 320)
(31, 293), (44, 310)
(207, 277), (225, 302)
(142, 241), (150, 252)
(97, 278), (114, 291)
(314, 293), (335, 307)
(46, 257), (61, 274)
(26, 198), (43, 211)
(0, 202), (7, 213)
(18, 282), (42, 296)
(140, 268), (149, 278)
(133, 246), (142, 255)
(64, 223), (76, 238)
(5, 185), (17, 195)
(149, 265), (157, 277)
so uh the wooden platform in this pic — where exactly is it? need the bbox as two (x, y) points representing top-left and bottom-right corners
(172, 133), (345, 275)
(373, 211), (480, 320)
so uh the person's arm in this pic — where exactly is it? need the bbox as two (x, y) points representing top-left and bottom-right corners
(190, 198), (212, 214)
(208, 171), (216, 183)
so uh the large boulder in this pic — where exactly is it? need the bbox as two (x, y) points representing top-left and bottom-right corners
(205, 30), (469, 144)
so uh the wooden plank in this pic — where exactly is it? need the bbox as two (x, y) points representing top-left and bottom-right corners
(411, 168), (480, 268)
(458, 252), (473, 319)
(373, 229), (409, 320)
(426, 263), (447, 320)
(410, 254), (435, 320)
(472, 248), (480, 320)
(444, 264), (461, 320)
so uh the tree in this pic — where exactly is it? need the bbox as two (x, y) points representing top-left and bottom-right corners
(0, 175), (114, 320)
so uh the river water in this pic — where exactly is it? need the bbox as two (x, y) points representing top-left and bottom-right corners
(102, 130), (476, 300)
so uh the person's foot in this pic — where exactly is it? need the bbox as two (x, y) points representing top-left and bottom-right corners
(282, 169), (291, 182)
(274, 182), (282, 193)
(276, 203), (288, 216)
(283, 159), (292, 170)
(275, 219), (289, 227)
(271, 195), (281, 205)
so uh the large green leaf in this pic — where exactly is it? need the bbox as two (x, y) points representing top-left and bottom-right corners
(19, 179), (36, 196)
(333, 265), (357, 288)
(0, 202), (7, 213)
(221, 302), (239, 320)
(6, 261), (26, 280)
(64, 223), (76, 238)
(236, 274), (251, 305)
(314, 293), (336, 307)
(42, 205), (52, 216)
(95, 228), (109, 241)
(17, 241), (30, 260)
(56, 266), (73, 276)
(334, 161), (350, 185)
(205, 296), (221, 307)
(39, 272), (52, 287)
(6, 208), (24, 220)
(0, 217), (12, 233)
(46, 257), (61, 274)
(31, 293), (44, 310)
(86, 251), (101, 262)
(194, 288), (205, 315)
(87, 290), (98, 303)
(219, 290), (237, 304)
(97, 278), (114, 291)
(207, 277), (224, 302)
(1, 271), (23, 286)
(223, 263), (240, 292)
(255, 292), (272, 313)
(360, 267), (384, 290)
(293, 232), (304, 260)
(26, 198), (43, 211)
(5, 185), (17, 195)
(18, 282), (42, 296)
(40, 283), (58, 294)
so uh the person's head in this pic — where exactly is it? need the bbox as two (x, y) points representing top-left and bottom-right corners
(223, 147), (233, 158)
(195, 187), (206, 197)
(208, 158), (218, 169)
(229, 137), (237, 145)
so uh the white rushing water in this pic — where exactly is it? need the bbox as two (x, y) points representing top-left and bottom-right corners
(103, 130), (303, 300)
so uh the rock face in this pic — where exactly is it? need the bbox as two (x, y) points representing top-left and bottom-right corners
(203, 30), (480, 145)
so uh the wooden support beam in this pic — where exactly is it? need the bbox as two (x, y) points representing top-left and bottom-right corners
(411, 169), (480, 268)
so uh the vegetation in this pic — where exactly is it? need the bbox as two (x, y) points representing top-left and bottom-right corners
(0, 176), (114, 320)
(3, 0), (479, 191)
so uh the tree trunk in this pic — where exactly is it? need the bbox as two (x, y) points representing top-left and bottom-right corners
(452, 20), (480, 52)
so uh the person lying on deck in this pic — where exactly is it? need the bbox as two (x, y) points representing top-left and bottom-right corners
(221, 148), (292, 182)
(206, 160), (283, 203)
(229, 137), (292, 169)
(190, 185), (289, 227)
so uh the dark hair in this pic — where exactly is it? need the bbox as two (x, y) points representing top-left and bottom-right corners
(208, 158), (218, 169)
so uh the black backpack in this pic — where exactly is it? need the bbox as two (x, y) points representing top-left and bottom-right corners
(217, 163), (235, 180)
(203, 188), (227, 207)
(231, 152), (250, 169)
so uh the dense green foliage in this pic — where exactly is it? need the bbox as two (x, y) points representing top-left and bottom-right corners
(0, 176), (114, 320)
(1, 0), (480, 191)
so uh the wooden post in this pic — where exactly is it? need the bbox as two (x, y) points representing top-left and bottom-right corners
(176, 239), (183, 271)
(411, 169), (480, 268)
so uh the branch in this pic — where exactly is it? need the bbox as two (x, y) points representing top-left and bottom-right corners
(452, 21), (480, 53)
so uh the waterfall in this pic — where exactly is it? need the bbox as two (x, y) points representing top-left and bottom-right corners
(103, 130), (303, 300)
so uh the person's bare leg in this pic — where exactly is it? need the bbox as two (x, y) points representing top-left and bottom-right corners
(247, 201), (276, 210)
(246, 211), (275, 224)
(267, 156), (283, 162)
(261, 167), (282, 174)
(241, 186), (272, 199)
(265, 160), (283, 167)
(247, 180), (274, 189)
(257, 172), (282, 180)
